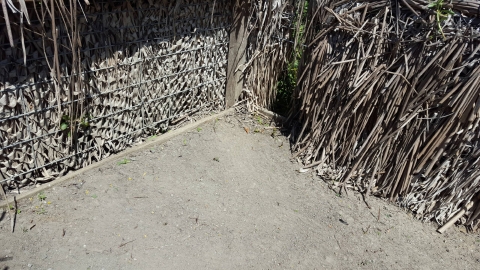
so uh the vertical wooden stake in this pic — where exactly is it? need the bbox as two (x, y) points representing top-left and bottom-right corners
(225, 0), (250, 108)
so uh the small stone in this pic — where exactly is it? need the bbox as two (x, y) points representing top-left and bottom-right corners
(345, 216), (355, 224)
(325, 256), (335, 264)
(28, 264), (32, 268)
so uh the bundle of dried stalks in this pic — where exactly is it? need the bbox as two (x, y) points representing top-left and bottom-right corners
(292, 0), (480, 231)
(241, 0), (296, 111)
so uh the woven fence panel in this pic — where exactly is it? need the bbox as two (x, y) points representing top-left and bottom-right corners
(0, 0), (231, 187)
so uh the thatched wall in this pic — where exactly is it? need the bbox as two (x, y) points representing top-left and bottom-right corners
(292, 0), (480, 230)
(241, 0), (296, 110)
(0, 0), (231, 187)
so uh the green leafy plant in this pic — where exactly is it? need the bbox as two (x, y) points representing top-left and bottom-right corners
(428, 0), (455, 40)
(274, 2), (308, 116)
(275, 57), (298, 116)
(60, 114), (92, 136)
(197, 127), (202, 132)
(37, 192), (46, 201)
(60, 115), (71, 131)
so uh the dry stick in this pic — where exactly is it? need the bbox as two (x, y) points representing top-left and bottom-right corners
(437, 201), (474, 234)
(12, 196), (17, 233)
(400, 0), (425, 23)
(365, 150), (381, 205)
(467, 196), (480, 225)
(1, 0), (15, 47)
(119, 239), (136, 248)
(50, 0), (63, 124)
(14, 11), (27, 65)
(333, 234), (342, 250)
(33, 2), (54, 73)
(17, 0), (30, 23)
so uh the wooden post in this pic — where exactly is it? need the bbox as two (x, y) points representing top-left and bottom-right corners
(225, 0), (250, 108)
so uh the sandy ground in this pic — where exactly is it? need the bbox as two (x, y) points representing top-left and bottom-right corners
(1, 110), (479, 270)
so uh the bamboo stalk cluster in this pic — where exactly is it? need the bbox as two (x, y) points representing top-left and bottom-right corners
(293, 0), (480, 230)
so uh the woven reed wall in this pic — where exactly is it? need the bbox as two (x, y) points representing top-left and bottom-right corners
(0, 0), (232, 187)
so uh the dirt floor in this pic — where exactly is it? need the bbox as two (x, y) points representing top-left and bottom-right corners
(1, 110), (480, 270)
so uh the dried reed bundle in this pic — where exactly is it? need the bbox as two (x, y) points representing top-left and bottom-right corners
(292, 0), (480, 231)
(241, 0), (296, 111)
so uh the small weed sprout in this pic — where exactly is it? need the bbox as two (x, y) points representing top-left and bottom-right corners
(271, 128), (277, 138)
(256, 116), (263, 125)
(38, 192), (47, 201)
(427, 0), (455, 40)
(36, 207), (47, 215)
(118, 158), (130, 165)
